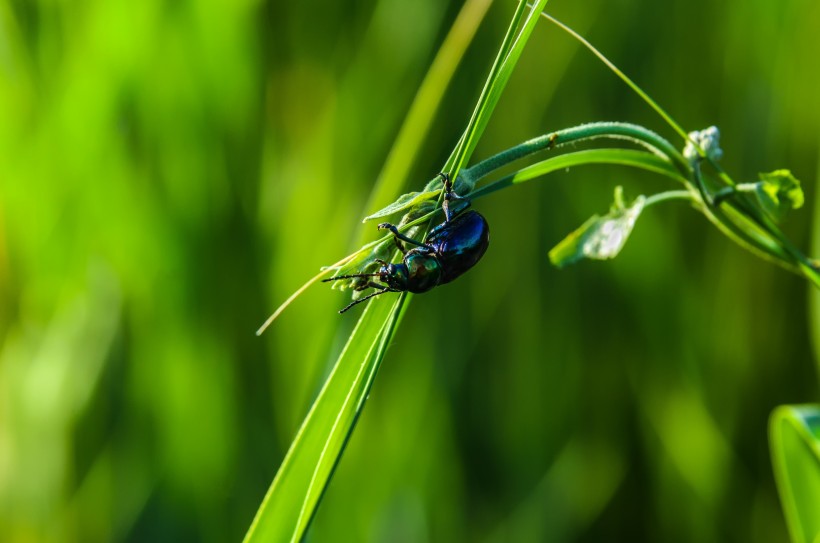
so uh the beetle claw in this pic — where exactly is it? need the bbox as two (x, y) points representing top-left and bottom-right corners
(438, 172), (451, 191)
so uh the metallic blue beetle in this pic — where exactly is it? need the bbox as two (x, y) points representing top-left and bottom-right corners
(324, 173), (490, 313)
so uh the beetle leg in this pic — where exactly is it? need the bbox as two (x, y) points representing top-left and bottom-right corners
(439, 171), (453, 192)
(378, 222), (431, 251)
(392, 236), (407, 254)
(438, 172), (469, 222)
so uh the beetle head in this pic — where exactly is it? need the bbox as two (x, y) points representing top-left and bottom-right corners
(380, 262), (409, 291)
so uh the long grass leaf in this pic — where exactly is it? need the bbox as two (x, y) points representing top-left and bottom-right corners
(448, 0), (551, 176)
(246, 1), (499, 540)
(244, 294), (406, 543)
(769, 405), (820, 543)
(363, 0), (494, 218)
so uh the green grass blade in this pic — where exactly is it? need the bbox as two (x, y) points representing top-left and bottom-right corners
(362, 0), (494, 218)
(247, 2), (559, 539)
(539, 12), (690, 145)
(246, 1), (500, 539)
(444, 0), (528, 174)
(769, 405), (820, 543)
(244, 293), (407, 543)
(447, 0), (551, 176)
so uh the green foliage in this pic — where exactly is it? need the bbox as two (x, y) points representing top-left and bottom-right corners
(316, 9), (820, 541)
(249, 1), (553, 538)
(770, 406), (820, 543)
(754, 170), (805, 221)
(297, 2), (820, 535)
(3, 1), (819, 542)
(549, 187), (646, 267)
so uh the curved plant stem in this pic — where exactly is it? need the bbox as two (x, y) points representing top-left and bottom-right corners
(469, 148), (685, 201)
(644, 190), (693, 208)
(538, 10), (820, 287)
(538, 12), (690, 148)
(464, 122), (689, 183)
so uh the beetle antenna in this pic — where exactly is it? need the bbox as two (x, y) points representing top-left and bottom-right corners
(322, 273), (382, 282)
(338, 288), (392, 314)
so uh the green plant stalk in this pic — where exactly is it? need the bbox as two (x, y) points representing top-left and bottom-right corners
(751, 209), (820, 286)
(467, 147), (796, 271)
(539, 12), (690, 147)
(463, 122), (690, 183)
(540, 10), (732, 185)
(691, 160), (818, 278)
(464, 140), (804, 277)
(697, 201), (805, 274)
(687, 162), (797, 265)
(461, 123), (787, 268)
(381, 148), (685, 225)
(698, 161), (820, 282)
(539, 11), (820, 288)
(469, 148), (684, 200)
(643, 190), (693, 208)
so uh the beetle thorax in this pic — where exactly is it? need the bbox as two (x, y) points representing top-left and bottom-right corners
(399, 253), (442, 293)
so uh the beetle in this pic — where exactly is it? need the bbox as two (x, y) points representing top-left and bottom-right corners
(323, 173), (490, 313)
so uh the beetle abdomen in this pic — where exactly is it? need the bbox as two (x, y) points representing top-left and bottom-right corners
(425, 210), (490, 284)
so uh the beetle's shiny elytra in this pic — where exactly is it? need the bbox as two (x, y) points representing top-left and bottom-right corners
(323, 173), (490, 313)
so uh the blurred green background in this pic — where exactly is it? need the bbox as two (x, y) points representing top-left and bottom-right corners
(2, 0), (819, 541)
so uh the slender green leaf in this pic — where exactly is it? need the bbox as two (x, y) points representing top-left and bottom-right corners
(247, 2), (562, 538)
(247, 1), (503, 540)
(769, 405), (820, 543)
(244, 294), (407, 543)
(362, 0), (494, 222)
(449, 0), (551, 177)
